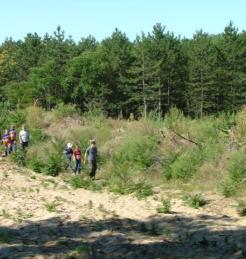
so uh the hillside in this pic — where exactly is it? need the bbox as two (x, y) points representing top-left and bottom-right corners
(0, 161), (245, 258)
(0, 105), (246, 258)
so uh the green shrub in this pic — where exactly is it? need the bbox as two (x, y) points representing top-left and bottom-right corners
(182, 193), (207, 209)
(43, 153), (64, 176)
(28, 158), (45, 173)
(112, 134), (157, 171)
(30, 128), (47, 144)
(8, 110), (26, 128)
(11, 149), (26, 167)
(220, 151), (246, 197)
(68, 176), (102, 191)
(220, 180), (237, 197)
(53, 103), (78, 118)
(164, 107), (186, 131)
(157, 198), (172, 214)
(228, 151), (246, 184)
(134, 182), (153, 200)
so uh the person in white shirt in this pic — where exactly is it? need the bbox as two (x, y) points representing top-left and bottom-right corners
(19, 125), (30, 150)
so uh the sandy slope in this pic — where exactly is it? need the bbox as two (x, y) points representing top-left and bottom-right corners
(0, 161), (245, 258)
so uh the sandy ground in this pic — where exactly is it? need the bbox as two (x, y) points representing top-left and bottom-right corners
(0, 161), (245, 258)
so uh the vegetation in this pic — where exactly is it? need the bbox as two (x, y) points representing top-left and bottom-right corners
(235, 201), (246, 217)
(0, 104), (245, 200)
(182, 193), (207, 209)
(0, 23), (245, 200)
(0, 22), (245, 118)
(157, 197), (172, 214)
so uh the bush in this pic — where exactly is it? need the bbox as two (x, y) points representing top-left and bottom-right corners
(26, 106), (46, 129)
(112, 134), (157, 171)
(220, 151), (246, 197)
(134, 182), (154, 200)
(157, 198), (172, 214)
(42, 153), (64, 176)
(11, 149), (26, 167)
(68, 176), (102, 192)
(53, 103), (78, 118)
(164, 107), (186, 130)
(220, 180), (237, 197)
(30, 128), (47, 144)
(182, 193), (207, 209)
(28, 158), (45, 173)
(235, 106), (246, 143)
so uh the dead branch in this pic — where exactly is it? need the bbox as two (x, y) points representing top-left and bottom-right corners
(170, 129), (201, 148)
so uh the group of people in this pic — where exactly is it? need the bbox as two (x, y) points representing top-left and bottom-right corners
(1, 124), (98, 179)
(64, 139), (98, 179)
(1, 125), (30, 156)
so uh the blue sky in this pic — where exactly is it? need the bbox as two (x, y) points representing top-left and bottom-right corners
(0, 0), (245, 43)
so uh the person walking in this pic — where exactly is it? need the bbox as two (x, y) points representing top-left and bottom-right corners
(64, 143), (73, 170)
(2, 129), (12, 156)
(19, 125), (30, 150)
(8, 125), (17, 152)
(73, 145), (82, 175)
(84, 139), (98, 179)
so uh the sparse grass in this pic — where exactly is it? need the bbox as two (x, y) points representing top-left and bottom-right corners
(0, 209), (11, 219)
(157, 197), (172, 214)
(182, 193), (207, 209)
(88, 200), (93, 209)
(3, 171), (8, 178)
(43, 200), (60, 212)
(235, 201), (246, 216)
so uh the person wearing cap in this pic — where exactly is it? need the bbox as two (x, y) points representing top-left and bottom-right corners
(64, 143), (73, 170)
(84, 139), (98, 179)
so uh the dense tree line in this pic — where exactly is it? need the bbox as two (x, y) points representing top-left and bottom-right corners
(0, 22), (245, 117)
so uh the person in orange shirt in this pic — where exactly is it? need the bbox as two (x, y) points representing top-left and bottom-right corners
(8, 125), (17, 152)
(2, 129), (12, 156)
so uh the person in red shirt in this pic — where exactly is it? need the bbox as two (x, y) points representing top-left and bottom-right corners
(8, 125), (17, 152)
(73, 145), (81, 175)
(2, 129), (12, 156)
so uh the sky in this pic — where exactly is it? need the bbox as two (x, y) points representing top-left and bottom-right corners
(0, 0), (245, 43)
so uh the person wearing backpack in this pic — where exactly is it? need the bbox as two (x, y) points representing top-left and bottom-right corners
(19, 125), (30, 150)
(2, 129), (12, 156)
(73, 145), (82, 175)
(84, 139), (98, 179)
(64, 143), (73, 170)
(8, 125), (17, 152)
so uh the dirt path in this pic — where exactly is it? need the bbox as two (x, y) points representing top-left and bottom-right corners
(0, 162), (245, 258)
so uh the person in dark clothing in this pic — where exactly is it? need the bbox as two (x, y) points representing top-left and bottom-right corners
(84, 139), (98, 179)
(64, 143), (73, 170)
(73, 145), (82, 175)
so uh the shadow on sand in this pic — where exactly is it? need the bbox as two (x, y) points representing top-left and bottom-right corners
(0, 213), (245, 258)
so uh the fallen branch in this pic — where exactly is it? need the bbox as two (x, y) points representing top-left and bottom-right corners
(170, 129), (201, 148)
